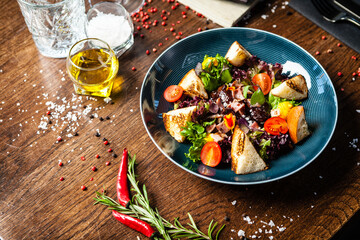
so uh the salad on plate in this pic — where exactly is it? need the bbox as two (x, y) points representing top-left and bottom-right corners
(162, 41), (310, 175)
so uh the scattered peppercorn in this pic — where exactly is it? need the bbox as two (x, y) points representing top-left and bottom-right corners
(108, 148), (113, 152)
(99, 117), (104, 121)
(81, 185), (87, 191)
(351, 56), (357, 60)
(170, 27), (174, 32)
(90, 115), (94, 119)
(224, 216), (230, 221)
(153, 48), (157, 52)
(286, 11), (293, 15)
(337, 43), (342, 47)
(95, 132), (100, 137)
(197, 28), (202, 32)
(337, 72), (342, 76)
(327, 49), (333, 53)
(146, 50), (150, 55)
(73, 132), (78, 136)
(48, 120), (52, 124)
(60, 177), (64, 181)
(106, 116), (110, 120)
(321, 35), (326, 40)
(315, 51), (320, 55)
(57, 137), (62, 142)
(59, 162), (63, 166)
(182, 15), (187, 19)
(158, 42), (163, 46)
(104, 140), (109, 145)
(46, 111), (51, 115)
(81, 156), (85, 161)
(106, 161), (111, 166)
(90, 177), (94, 181)
(140, 34), (144, 38)
(112, 153), (118, 158)
(95, 154), (100, 159)
(91, 166), (97, 172)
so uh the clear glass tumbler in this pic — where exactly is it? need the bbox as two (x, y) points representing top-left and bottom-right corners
(17, 0), (86, 58)
(66, 38), (119, 97)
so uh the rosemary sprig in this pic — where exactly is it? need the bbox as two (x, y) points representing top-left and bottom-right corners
(94, 153), (225, 239)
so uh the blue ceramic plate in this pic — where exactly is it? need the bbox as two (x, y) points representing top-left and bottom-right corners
(140, 27), (337, 185)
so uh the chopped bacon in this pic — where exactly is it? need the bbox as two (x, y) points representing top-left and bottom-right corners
(206, 123), (216, 133)
(228, 101), (245, 114)
(209, 133), (224, 142)
(234, 88), (245, 100)
(216, 121), (230, 134)
(250, 121), (260, 129)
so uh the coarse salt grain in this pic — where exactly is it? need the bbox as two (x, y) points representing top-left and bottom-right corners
(238, 230), (245, 237)
(231, 200), (237, 205)
(87, 12), (132, 49)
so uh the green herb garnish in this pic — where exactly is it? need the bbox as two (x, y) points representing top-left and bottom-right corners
(200, 54), (232, 91)
(250, 88), (265, 105)
(94, 153), (225, 240)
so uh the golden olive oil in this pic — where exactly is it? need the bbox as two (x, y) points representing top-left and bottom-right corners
(68, 48), (119, 97)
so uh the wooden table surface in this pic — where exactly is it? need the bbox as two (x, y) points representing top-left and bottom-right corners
(1, 0), (359, 239)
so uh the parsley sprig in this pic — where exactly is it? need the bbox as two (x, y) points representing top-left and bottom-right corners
(94, 153), (225, 239)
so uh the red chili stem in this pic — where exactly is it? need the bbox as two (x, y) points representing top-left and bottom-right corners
(117, 148), (130, 208)
(112, 210), (156, 238)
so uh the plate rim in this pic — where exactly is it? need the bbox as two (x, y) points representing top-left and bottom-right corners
(139, 27), (338, 185)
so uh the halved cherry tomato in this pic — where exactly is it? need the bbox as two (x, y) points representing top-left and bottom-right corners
(200, 142), (222, 167)
(252, 73), (272, 95)
(264, 117), (289, 135)
(163, 85), (183, 102)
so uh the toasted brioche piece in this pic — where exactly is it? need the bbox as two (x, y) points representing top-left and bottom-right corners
(178, 69), (208, 99)
(231, 125), (267, 174)
(162, 106), (197, 143)
(225, 41), (252, 67)
(287, 106), (310, 144)
(270, 75), (308, 100)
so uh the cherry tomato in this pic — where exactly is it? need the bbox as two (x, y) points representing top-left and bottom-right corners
(163, 85), (183, 102)
(264, 117), (289, 135)
(252, 73), (272, 95)
(200, 142), (222, 167)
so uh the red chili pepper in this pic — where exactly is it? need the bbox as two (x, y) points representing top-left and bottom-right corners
(112, 211), (155, 238)
(117, 148), (130, 208)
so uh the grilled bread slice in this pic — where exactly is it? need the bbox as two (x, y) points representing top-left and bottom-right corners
(178, 69), (208, 99)
(231, 125), (267, 174)
(287, 106), (311, 144)
(162, 106), (197, 143)
(225, 41), (252, 67)
(270, 75), (308, 100)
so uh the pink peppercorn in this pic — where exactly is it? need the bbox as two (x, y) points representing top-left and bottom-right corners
(81, 156), (85, 161)
(107, 148), (112, 152)
(59, 177), (64, 181)
(81, 185), (87, 191)
(140, 34), (144, 38)
(90, 177), (94, 181)
(321, 35), (326, 40)
(91, 166), (97, 171)
(178, 31), (183, 35)
(352, 72), (356, 76)
(158, 42), (163, 46)
(153, 48), (157, 52)
(106, 161), (111, 166)
(337, 43), (342, 47)
(337, 72), (342, 76)
(162, 21), (166, 26)
(170, 27), (174, 32)
(59, 162), (63, 166)
(95, 154), (100, 158)
(171, 5), (176, 10)
(103, 140), (109, 145)
(315, 51), (320, 55)
(351, 56), (357, 60)
(132, 67), (136, 71)
(197, 28), (202, 32)
(182, 15), (187, 19)
(176, 36), (181, 40)
(46, 111), (51, 115)
(57, 137), (62, 142)
(163, 16), (167, 20)
(185, 6), (189, 10)
(146, 50), (150, 55)
(136, 26), (141, 30)
(165, 37), (169, 40)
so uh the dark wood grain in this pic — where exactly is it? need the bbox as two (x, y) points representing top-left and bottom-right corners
(0, 0), (359, 239)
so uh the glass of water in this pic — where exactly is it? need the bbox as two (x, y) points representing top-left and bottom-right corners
(17, 0), (86, 58)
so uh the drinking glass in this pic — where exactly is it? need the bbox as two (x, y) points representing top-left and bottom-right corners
(66, 38), (119, 97)
(17, 0), (87, 58)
